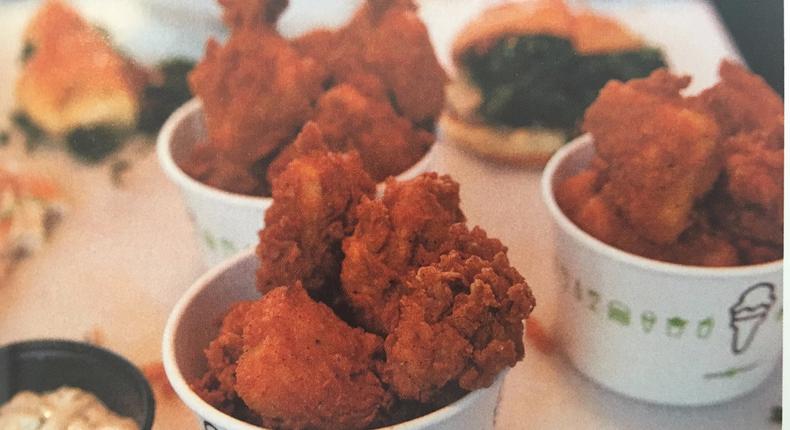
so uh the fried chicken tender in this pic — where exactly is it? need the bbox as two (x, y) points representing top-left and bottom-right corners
(294, 0), (446, 124)
(235, 284), (388, 430)
(341, 173), (465, 334)
(583, 69), (721, 244)
(695, 61), (784, 263)
(186, 0), (326, 194)
(340, 173), (535, 401)
(269, 85), (434, 183)
(197, 166), (536, 427)
(192, 301), (255, 417)
(694, 60), (783, 138)
(382, 227), (535, 402)
(558, 62), (783, 266)
(311, 84), (435, 181)
(256, 149), (376, 298)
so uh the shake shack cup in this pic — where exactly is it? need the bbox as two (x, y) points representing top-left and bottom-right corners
(541, 137), (783, 406)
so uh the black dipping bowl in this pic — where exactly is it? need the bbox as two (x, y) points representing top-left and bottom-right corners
(0, 339), (155, 429)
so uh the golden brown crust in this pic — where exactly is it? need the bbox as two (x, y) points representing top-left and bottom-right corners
(451, 0), (644, 64)
(452, 0), (573, 62)
(439, 112), (564, 167)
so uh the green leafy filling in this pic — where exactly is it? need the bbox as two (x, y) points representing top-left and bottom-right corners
(137, 58), (195, 134)
(462, 35), (666, 132)
(11, 111), (46, 151)
(65, 125), (125, 163)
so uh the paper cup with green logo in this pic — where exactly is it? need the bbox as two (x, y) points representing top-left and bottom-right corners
(162, 250), (506, 430)
(157, 99), (271, 267)
(157, 99), (436, 267)
(541, 135), (783, 406)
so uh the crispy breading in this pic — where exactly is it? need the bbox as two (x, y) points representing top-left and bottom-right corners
(235, 284), (388, 430)
(191, 301), (254, 416)
(311, 84), (435, 182)
(694, 60), (783, 138)
(340, 173), (465, 333)
(294, 0), (446, 124)
(558, 62), (783, 266)
(382, 237), (535, 401)
(256, 150), (376, 298)
(583, 70), (721, 244)
(197, 169), (536, 426)
(186, 1), (326, 194)
(709, 124), (783, 263)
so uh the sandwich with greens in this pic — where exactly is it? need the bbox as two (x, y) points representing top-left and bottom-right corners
(441, 0), (666, 166)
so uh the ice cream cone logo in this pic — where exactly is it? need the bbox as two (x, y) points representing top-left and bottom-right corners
(729, 283), (776, 354)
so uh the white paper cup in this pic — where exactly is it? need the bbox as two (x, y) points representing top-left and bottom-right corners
(541, 135), (783, 406)
(162, 250), (505, 430)
(157, 99), (435, 267)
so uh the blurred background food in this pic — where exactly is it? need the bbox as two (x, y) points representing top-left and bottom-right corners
(0, 166), (65, 280)
(11, 0), (195, 164)
(441, 0), (666, 167)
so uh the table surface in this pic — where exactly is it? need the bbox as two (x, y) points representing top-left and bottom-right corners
(0, 1), (781, 429)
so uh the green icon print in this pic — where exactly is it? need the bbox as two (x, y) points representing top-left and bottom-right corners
(573, 280), (583, 301)
(703, 362), (759, 380)
(557, 264), (571, 290)
(641, 311), (657, 333)
(607, 301), (630, 326)
(666, 317), (688, 338)
(696, 317), (714, 339)
(587, 289), (601, 312)
(203, 230), (217, 251)
(220, 238), (237, 254)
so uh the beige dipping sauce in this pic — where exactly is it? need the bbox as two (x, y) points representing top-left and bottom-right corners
(0, 387), (139, 430)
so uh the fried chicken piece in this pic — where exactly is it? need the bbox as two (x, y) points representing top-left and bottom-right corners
(192, 301), (254, 416)
(381, 227), (536, 402)
(341, 173), (465, 333)
(256, 150), (376, 298)
(186, 0), (326, 194)
(219, 0), (288, 29)
(311, 84), (435, 181)
(583, 69), (721, 244)
(265, 121), (330, 185)
(235, 284), (388, 430)
(341, 173), (534, 402)
(709, 123), (783, 263)
(294, 0), (446, 124)
(694, 60), (783, 138)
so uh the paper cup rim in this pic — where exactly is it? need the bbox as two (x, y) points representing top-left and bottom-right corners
(162, 249), (504, 430)
(156, 98), (270, 209)
(156, 98), (437, 209)
(540, 134), (783, 278)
